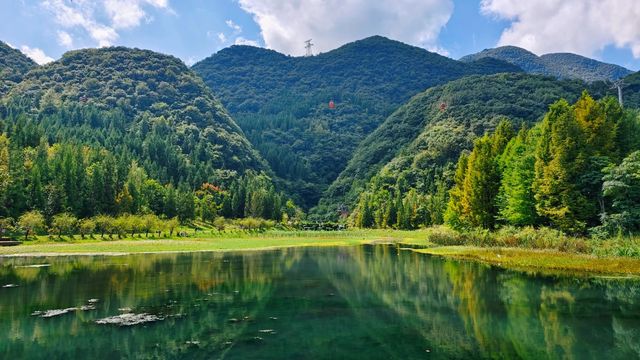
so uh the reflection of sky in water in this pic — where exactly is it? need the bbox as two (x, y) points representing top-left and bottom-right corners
(0, 246), (639, 359)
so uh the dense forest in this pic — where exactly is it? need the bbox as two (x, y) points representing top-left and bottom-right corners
(0, 41), (36, 97)
(0, 36), (639, 238)
(317, 73), (592, 219)
(0, 44), (297, 233)
(460, 46), (632, 82)
(193, 36), (522, 209)
(351, 91), (640, 236)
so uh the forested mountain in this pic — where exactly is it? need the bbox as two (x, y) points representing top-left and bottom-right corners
(0, 46), (297, 222)
(2, 46), (266, 182)
(192, 36), (522, 208)
(0, 41), (36, 97)
(316, 73), (589, 219)
(460, 46), (632, 82)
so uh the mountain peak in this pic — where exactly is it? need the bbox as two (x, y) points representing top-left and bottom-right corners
(461, 45), (631, 82)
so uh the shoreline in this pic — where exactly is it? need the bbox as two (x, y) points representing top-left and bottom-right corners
(1, 234), (640, 276)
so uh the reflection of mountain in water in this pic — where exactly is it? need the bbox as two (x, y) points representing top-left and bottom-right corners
(0, 247), (639, 359)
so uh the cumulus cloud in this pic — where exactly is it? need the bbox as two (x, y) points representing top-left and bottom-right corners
(42, 0), (171, 47)
(217, 32), (227, 43)
(20, 45), (55, 64)
(57, 30), (74, 48)
(237, 0), (454, 56)
(234, 37), (260, 47)
(225, 19), (242, 34)
(481, 0), (640, 58)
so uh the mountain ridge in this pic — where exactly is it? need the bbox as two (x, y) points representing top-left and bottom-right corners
(460, 45), (632, 82)
(192, 35), (523, 208)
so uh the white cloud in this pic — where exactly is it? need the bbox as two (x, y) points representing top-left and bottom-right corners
(217, 32), (227, 43)
(225, 19), (242, 33)
(42, 0), (171, 47)
(237, 0), (453, 56)
(481, 0), (640, 58)
(57, 30), (74, 48)
(20, 45), (55, 64)
(234, 37), (260, 47)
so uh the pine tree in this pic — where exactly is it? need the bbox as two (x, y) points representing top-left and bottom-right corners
(533, 99), (590, 233)
(498, 126), (539, 226)
(445, 152), (469, 229)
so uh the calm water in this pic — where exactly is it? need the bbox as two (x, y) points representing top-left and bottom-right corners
(0, 245), (639, 359)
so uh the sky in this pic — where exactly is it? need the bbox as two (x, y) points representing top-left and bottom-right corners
(0, 0), (639, 71)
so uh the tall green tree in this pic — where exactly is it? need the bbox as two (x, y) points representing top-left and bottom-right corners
(533, 99), (590, 233)
(498, 126), (539, 226)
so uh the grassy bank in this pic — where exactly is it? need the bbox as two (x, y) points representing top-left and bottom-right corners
(2, 228), (640, 276)
(416, 246), (640, 276)
(0, 229), (426, 256)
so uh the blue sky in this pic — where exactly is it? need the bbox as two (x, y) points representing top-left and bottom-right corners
(1, 0), (639, 71)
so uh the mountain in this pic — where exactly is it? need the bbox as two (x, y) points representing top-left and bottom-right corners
(316, 73), (589, 219)
(0, 41), (36, 97)
(1, 46), (266, 188)
(193, 36), (522, 208)
(460, 46), (632, 82)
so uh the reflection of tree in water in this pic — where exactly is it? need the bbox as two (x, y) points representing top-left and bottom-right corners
(316, 245), (640, 360)
(605, 280), (640, 358)
(2, 247), (640, 359)
(0, 250), (302, 359)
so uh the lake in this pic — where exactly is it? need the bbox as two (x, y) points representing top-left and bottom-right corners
(0, 245), (639, 359)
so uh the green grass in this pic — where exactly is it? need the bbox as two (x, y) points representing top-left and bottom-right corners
(4, 228), (640, 276)
(0, 229), (426, 256)
(415, 246), (640, 276)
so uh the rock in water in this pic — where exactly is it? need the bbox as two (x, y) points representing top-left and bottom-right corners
(95, 313), (164, 326)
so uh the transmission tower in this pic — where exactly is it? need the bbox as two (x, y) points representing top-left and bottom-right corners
(304, 39), (314, 57)
(611, 79), (626, 108)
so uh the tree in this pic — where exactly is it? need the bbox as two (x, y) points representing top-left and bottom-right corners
(445, 152), (469, 229)
(462, 121), (514, 229)
(0, 134), (10, 216)
(93, 215), (113, 239)
(533, 99), (590, 233)
(166, 217), (179, 237)
(18, 211), (45, 241)
(78, 218), (96, 239)
(598, 151), (640, 235)
(498, 126), (539, 226)
(354, 193), (374, 228)
(140, 214), (159, 237)
(51, 213), (78, 239)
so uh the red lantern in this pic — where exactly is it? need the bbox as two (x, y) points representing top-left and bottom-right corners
(328, 100), (336, 109)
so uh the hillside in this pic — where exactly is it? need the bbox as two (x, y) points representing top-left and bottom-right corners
(316, 73), (588, 219)
(193, 36), (522, 208)
(0, 41), (36, 97)
(460, 46), (631, 82)
(1, 47), (266, 188)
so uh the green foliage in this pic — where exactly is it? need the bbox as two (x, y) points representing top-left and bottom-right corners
(533, 94), (624, 233)
(18, 210), (45, 240)
(497, 126), (539, 226)
(193, 36), (522, 209)
(51, 212), (78, 238)
(1, 46), (267, 189)
(321, 73), (586, 220)
(0, 41), (36, 97)
(446, 121), (514, 229)
(353, 90), (639, 236)
(460, 45), (632, 82)
(596, 151), (640, 235)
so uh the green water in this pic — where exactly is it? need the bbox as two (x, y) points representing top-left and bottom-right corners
(0, 245), (639, 359)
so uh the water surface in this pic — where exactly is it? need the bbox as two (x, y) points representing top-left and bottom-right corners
(0, 245), (639, 359)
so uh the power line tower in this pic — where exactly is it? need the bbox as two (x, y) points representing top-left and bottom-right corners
(611, 79), (626, 108)
(304, 39), (314, 57)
